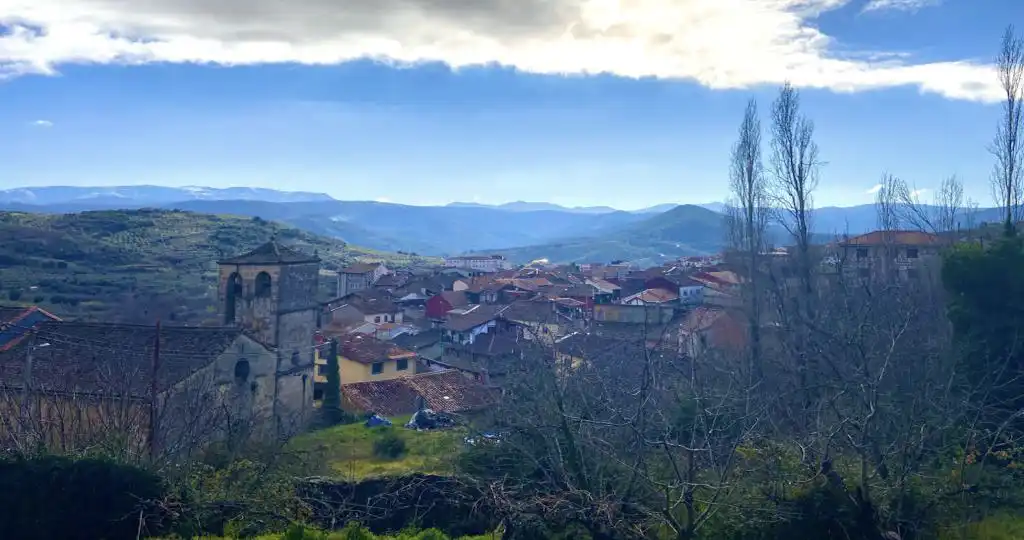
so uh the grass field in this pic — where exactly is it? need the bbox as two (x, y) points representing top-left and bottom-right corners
(287, 419), (465, 480)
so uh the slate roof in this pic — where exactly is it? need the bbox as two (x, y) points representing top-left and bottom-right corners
(443, 304), (509, 332)
(339, 333), (415, 364)
(218, 240), (320, 266)
(501, 300), (557, 323)
(392, 330), (442, 351)
(342, 370), (498, 416)
(0, 321), (249, 396)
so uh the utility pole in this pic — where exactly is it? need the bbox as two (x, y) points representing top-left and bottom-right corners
(148, 320), (161, 460)
(21, 332), (35, 423)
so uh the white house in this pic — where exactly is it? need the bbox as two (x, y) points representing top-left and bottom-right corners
(444, 255), (512, 273)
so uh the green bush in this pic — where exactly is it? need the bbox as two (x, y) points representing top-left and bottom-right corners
(0, 455), (168, 540)
(372, 430), (408, 459)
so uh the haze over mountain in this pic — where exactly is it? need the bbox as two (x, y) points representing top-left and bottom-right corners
(0, 185), (1007, 265)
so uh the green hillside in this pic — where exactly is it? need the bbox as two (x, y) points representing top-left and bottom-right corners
(0, 209), (434, 324)
(490, 204), (727, 265)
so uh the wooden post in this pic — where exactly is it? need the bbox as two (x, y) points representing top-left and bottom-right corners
(148, 320), (161, 459)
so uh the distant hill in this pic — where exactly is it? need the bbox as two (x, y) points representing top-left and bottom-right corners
(157, 199), (649, 255)
(0, 185), (333, 208)
(0, 209), (428, 324)
(486, 205), (728, 266)
(446, 201), (621, 214)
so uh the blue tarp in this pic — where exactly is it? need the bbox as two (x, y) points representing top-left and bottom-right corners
(364, 414), (392, 427)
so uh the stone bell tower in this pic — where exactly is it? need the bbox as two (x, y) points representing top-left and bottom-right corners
(217, 239), (321, 433)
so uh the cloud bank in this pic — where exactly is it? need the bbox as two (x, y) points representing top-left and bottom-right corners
(862, 0), (941, 13)
(30, 119), (53, 127)
(0, 0), (1001, 102)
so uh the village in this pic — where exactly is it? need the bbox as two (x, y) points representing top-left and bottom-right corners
(0, 222), (946, 454)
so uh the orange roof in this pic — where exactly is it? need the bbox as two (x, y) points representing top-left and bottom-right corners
(841, 230), (941, 246)
(627, 288), (679, 304)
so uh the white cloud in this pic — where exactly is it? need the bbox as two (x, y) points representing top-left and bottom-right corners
(909, 188), (929, 198)
(374, 196), (391, 203)
(866, 183), (883, 194)
(0, 0), (1002, 102)
(862, 0), (941, 13)
(30, 119), (53, 127)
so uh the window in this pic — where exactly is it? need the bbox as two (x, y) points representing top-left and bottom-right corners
(374, 316), (381, 323)
(906, 248), (919, 259)
(234, 359), (250, 381)
(254, 271), (272, 298)
(313, 388), (324, 401)
(856, 248), (869, 259)
(397, 358), (409, 371)
(371, 362), (384, 375)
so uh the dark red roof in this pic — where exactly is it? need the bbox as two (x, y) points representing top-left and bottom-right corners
(339, 334), (415, 364)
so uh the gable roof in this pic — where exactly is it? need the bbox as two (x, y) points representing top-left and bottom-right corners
(438, 290), (469, 308)
(218, 240), (320, 266)
(0, 305), (62, 352)
(624, 288), (680, 304)
(0, 321), (250, 396)
(342, 370), (498, 416)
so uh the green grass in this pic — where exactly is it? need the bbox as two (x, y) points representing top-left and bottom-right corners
(286, 419), (465, 480)
(0, 209), (436, 323)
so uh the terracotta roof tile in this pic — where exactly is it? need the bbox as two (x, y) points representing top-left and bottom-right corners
(342, 370), (498, 416)
(841, 230), (942, 246)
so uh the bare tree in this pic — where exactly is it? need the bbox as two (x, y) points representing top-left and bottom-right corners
(769, 82), (821, 293)
(727, 98), (770, 376)
(990, 25), (1024, 232)
(875, 173), (904, 232)
(892, 174), (964, 237)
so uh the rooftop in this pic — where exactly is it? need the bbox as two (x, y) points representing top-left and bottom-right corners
(841, 230), (943, 247)
(443, 304), (509, 332)
(0, 321), (249, 396)
(341, 262), (384, 274)
(339, 333), (416, 364)
(341, 370), (498, 416)
(218, 240), (320, 266)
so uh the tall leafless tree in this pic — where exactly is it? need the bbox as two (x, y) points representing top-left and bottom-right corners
(727, 98), (769, 377)
(891, 174), (964, 238)
(769, 82), (821, 294)
(990, 25), (1024, 232)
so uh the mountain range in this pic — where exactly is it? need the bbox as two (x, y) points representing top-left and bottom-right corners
(0, 185), (1007, 265)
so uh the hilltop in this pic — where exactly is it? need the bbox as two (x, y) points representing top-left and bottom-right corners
(488, 204), (727, 265)
(0, 209), (432, 324)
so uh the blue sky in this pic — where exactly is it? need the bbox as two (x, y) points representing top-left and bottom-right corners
(0, 0), (1019, 210)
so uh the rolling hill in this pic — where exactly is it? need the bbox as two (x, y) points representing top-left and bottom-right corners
(0, 209), (430, 324)
(486, 205), (728, 266)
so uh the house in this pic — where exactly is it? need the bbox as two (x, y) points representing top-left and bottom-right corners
(555, 332), (645, 370)
(337, 262), (390, 297)
(340, 370), (498, 417)
(320, 333), (417, 384)
(324, 291), (403, 325)
(835, 230), (943, 281)
(0, 305), (61, 352)
(593, 303), (675, 325)
(425, 290), (470, 320)
(444, 254), (511, 273)
(622, 288), (680, 306)
(436, 332), (520, 385)
(501, 300), (565, 341)
(678, 306), (746, 358)
(441, 304), (509, 345)
(392, 330), (445, 363)
(585, 278), (621, 304)
(0, 321), (290, 454)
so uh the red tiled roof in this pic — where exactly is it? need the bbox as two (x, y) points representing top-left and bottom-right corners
(341, 370), (498, 416)
(218, 240), (320, 265)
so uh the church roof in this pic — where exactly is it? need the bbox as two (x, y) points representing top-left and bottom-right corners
(218, 240), (320, 266)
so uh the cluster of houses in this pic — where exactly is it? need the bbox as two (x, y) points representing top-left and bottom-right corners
(313, 252), (748, 417)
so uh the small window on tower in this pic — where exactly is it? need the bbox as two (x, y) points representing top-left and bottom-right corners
(234, 359), (250, 382)
(255, 272), (272, 298)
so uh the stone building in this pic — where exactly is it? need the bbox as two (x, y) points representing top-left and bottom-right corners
(217, 240), (320, 435)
